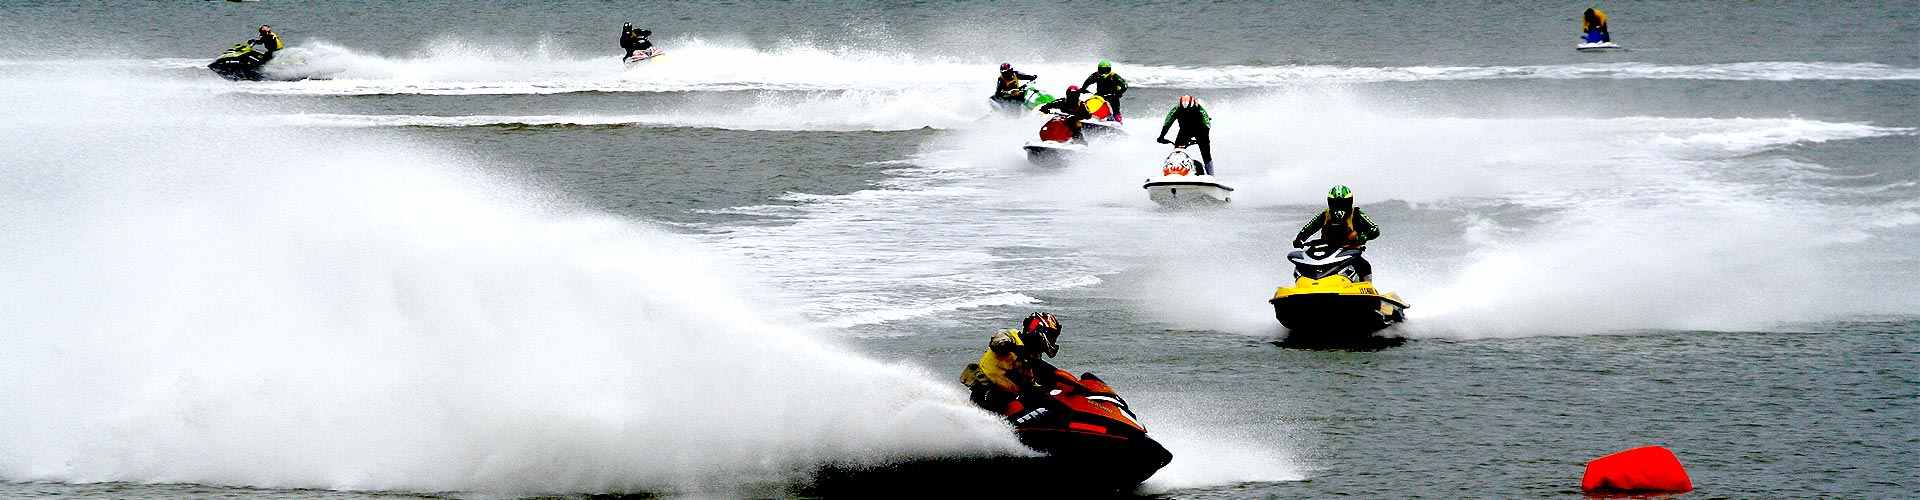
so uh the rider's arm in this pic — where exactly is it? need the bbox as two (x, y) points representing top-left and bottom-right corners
(1198, 106), (1212, 129)
(1019, 71), (1037, 81)
(1112, 74), (1127, 95)
(1295, 211), (1327, 244)
(1159, 108), (1178, 137)
(1354, 209), (1381, 242)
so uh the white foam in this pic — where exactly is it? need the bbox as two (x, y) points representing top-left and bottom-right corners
(0, 70), (1025, 495)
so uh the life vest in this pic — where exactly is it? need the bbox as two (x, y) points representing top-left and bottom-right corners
(1321, 208), (1358, 244)
(1583, 8), (1608, 31)
(262, 32), (284, 51)
(997, 72), (1023, 92)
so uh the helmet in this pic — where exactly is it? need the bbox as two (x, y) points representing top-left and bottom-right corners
(1177, 95), (1198, 108)
(999, 62), (1012, 71)
(1327, 184), (1355, 214)
(1066, 85), (1081, 93)
(1021, 312), (1062, 357)
(258, 25), (272, 33)
(637, 29), (651, 37)
(1098, 59), (1112, 71)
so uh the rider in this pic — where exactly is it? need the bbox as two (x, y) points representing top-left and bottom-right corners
(620, 23), (654, 57)
(1035, 85), (1092, 143)
(249, 25), (284, 62)
(959, 312), (1063, 413)
(1582, 8), (1611, 43)
(1080, 59), (1128, 122)
(993, 63), (1039, 102)
(1292, 185), (1382, 280)
(1156, 95), (1214, 174)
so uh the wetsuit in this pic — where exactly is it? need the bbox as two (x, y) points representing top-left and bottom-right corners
(1159, 104), (1213, 173)
(1582, 8), (1611, 42)
(1035, 91), (1091, 142)
(1293, 205), (1382, 280)
(994, 70), (1038, 101)
(1081, 70), (1128, 121)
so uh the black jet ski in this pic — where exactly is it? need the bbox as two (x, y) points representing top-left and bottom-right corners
(207, 41), (270, 81)
(1269, 240), (1409, 343)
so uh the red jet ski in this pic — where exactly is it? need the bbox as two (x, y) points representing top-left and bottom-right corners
(999, 366), (1173, 488)
(806, 366), (1170, 494)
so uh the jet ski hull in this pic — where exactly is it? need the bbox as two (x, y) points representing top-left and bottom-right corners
(1144, 175), (1233, 207)
(1270, 275), (1408, 342)
(207, 55), (267, 81)
(623, 48), (665, 67)
(1024, 141), (1085, 166)
(1576, 41), (1623, 51)
(1082, 119), (1126, 140)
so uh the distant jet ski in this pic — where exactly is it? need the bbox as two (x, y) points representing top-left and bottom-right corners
(1269, 241), (1409, 343)
(207, 41), (270, 81)
(1023, 111), (1088, 166)
(623, 47), (666, 67)
(1576, 41), (1622, 51)
(1142, 147), (1232, 207)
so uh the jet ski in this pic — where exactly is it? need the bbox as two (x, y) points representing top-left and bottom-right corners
(1576, 31), (1622, 51)
(1269, 241), (1409, 342)
(989, 81), (1056, 117)
(1143, 147), (1232, 207)
(207, 42), (270, 81)
(1576, 41), (1622, 51)
(623, 47), (666, 67)
(1001, 366), (1172, 488)
(1023, 111), (1087, 166)
(809, 365), (1171, 494)
(1079, 95), (1127, 140)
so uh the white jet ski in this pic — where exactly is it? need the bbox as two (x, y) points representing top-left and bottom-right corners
(1575, 41), (1622, 51)
(1024, 111), (1087, 166)
(624, 47), (666, 67)
(1143, 147), (1232, 207)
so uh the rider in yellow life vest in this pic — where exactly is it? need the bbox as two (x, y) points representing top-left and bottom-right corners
(252, 25), (284, 54)
(959, 312), (1062, 412)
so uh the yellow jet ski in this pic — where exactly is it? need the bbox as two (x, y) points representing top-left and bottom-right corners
(1269, 241), (1409, 342)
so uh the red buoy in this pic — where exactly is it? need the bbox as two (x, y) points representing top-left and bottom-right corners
(1582, 445), (1693, 493)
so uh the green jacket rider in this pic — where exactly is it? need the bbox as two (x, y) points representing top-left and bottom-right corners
(1294, 185), (1380, 248)
(1157, 95), (1213, 174)
(1080, 59), (1127, 121)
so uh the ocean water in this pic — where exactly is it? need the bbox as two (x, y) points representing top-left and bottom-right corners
(1, 1), (1915, 498)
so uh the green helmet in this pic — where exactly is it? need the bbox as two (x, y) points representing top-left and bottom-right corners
(1098, 59), (1112, 70)
(1328, 185), (1352, 198)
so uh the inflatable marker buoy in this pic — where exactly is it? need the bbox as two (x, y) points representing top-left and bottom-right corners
(1582, 445), (1693, 493)
(1084, 95), (1112, 120)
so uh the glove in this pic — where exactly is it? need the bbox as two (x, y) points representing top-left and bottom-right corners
(1156, 137), (1171, 144)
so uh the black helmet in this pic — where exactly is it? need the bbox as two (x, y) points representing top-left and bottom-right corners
(1020, 312), (1062, 357)
(637, 29), (652, 37)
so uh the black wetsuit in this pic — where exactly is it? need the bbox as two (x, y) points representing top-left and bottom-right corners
(1081, 70), (1128, 120)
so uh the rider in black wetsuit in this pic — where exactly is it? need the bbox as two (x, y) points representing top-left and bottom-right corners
(1035, 85), (1091, 143)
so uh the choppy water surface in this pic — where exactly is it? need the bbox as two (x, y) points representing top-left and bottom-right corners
(2, 1), (1915, 498)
